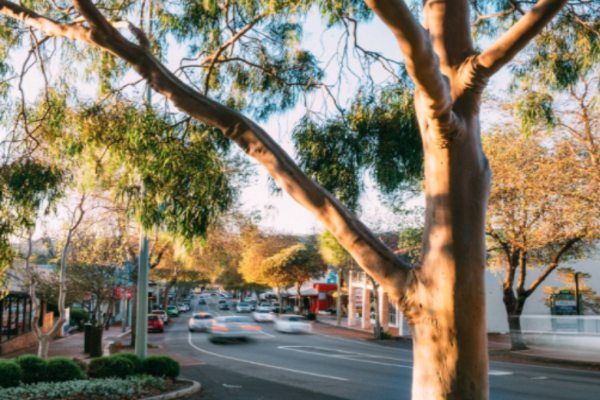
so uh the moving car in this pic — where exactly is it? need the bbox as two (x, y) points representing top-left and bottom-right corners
(198, 297), (206, 305)
(219, 302), (230, 310)
(208, 316), (262, 343)
(257, 303), (271, 312)
(153, 310), (170, 325)
(274, 315), (311, 333)
(147, 314), (164, 333)
(236, 303), (252, 313)
(188, 312), (213, 332)
(166, 305), (179, 317)
(252, 309), (275, 322)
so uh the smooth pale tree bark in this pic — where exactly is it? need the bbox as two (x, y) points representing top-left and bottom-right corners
(0, 0), (568, 397)
(23, 195), (87, 359)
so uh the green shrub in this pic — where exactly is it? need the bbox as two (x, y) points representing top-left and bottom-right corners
(111, 353), (143, 374)
(0, 375), (167, 400)
(16, 355), (47, 384)
(88, 356), (135, 379)
(143, 356), (180, 379)
(46, 357), (83, 382)
(306, 312), (317, 321)
(0, 360), (22, 388)
(69, 309), (90, 326)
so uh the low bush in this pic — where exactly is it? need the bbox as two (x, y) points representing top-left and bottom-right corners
(16, 355), (47, 384)
(142, 356), (180, 379)
(306, 312), (317, 321)
(0, 360), (22, 388)
(46, 357), (83, 382)
(110, 353), (143, 374)
(69, 309), (90, 326)
(0, 375), (168, 400)
(88, 357), (134, 379)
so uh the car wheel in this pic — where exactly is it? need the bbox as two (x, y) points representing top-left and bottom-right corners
(160, 329), (164, 333)
(189, 328), (193, 332)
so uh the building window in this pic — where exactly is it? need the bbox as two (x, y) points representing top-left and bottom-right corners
(389, 303), (397, 326)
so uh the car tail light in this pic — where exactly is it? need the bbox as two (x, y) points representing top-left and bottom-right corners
(241, 325), (260, 330)
(212, 326), (229, 331)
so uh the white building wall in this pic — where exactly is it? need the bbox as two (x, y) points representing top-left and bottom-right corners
(485, 254), (600, 333)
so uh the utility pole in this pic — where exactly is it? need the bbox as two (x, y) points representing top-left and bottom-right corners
(575, 272), (581, 316)
(135, 1), (152, 359)
(336, 266), (342, 326)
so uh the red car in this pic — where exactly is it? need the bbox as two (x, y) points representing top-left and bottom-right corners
(147, 314), (164, 333)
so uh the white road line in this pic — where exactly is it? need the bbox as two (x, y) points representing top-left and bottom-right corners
(489, 370), (513, 376)
(489, 360), (600, 374)
(187, 333), (349, 381)
(257, 330), (276, 338)
(311, 331), (413, 353)
(278, 346), (413, 369)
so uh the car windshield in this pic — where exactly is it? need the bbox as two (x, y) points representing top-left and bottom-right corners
(194, 314), (211, 319)
(257, 310), (270, 314)
(261, 303), (270, 307)
(238, 303), (249, 307)
(148, 316), (159, 320)
(167, 306), (176, 310)
(154, 311), (165, 314)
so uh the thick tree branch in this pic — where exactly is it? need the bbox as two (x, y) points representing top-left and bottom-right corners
(476, 0), (568, 76)
(524, 237), (580, 296)
(364, 0), (452, 120)
(0, 0), (414, 302)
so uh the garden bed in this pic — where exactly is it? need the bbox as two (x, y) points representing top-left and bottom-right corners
(0, 376), (194, 400)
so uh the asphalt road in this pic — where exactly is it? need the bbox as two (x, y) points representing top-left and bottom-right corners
(157, 297), (600, 400)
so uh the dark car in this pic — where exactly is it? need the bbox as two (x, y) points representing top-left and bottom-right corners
(219, 302), (230, 310)
(198, 297), (206, 305)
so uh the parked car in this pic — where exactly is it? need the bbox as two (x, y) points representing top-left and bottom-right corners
(252, 310), (275, 322)
(153, 310), (170, 325)
(147, 315), (164, 333)
(177, 303), (187, 313)
(257, 303), (271, 312)
(208, 316), (262, 343)
(184, 301), (191, 310)
(274, 315), (311, 333)
(236, 303), (252, 313)
(188, 312), (213, 332)
(166, 305), (179, 317)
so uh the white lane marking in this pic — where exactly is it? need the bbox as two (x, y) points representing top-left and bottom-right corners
(278, 346), (413, 369)
(531, 377), (549, 380)
(490, 360), (600, 374)
(489, 370), (514, 376)
(223, 384), (242, 388)
(311, 331), (413, 353)
(187, 332), (349, 381)
(257, 330), (276, 338)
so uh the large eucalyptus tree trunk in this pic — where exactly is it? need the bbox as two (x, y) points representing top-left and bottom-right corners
(0, 0), (568, 397)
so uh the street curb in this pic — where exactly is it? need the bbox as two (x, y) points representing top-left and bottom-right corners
(315, 320), (410, 341)
(102, 330), (132, 356)
(138, 379), (201, 400)
(489, 350), (600, 370)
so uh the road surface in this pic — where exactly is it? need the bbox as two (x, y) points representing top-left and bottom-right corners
(155, 296), (600, 399)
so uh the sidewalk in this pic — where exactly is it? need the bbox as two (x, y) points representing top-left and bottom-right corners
(0, 324), (129, 360)
(317, 315), (403, 337)
(319, 317), (600, 368)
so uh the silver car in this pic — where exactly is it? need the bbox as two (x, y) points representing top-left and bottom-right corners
(153, 310), (170, 325)
(274, 315), (311, 333)
(188, 312), (214, 332)
(208, 316), (262, 343)
(236, 302), (252, 313)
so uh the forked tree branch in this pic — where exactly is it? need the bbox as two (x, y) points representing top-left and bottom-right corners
(0, 0), (414, 302)
(476, 0), (569, 76)
(364, 0), (452, 120)
(524, 236), (580, 297)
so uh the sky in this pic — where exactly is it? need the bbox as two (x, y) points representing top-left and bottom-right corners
(4, 5), (512, 237)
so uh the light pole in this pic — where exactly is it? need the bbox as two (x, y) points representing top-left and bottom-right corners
(135, 1), (153, 359)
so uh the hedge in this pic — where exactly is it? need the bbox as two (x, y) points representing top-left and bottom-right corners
(16, 355), (47, 384)
(142, 356), (180, 379)
(46, 357), (83, 382)
(0, 360), (22, 388)
(88, 357), (134, 379)
(110, 353), (144, 374)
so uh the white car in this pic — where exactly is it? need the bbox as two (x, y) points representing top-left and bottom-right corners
(257, 303), (271, 312)
(188, 312), (213, 332)
(252, 310), (275, 322)
(209, 316), (262, 343)
(236, 303), (252, 313)
(274, 315), (311, 333)
(177, 303), (187, 313)
(270, 302), (281, 313)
